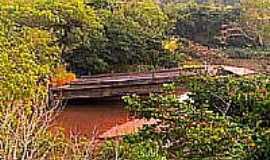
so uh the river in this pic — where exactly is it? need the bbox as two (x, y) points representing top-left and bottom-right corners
(54, 100), (129, 137)
(53, 88), (187, 138)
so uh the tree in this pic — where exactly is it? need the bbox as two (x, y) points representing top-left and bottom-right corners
(101, 0), (169, 70)
(0, 2), (97, 159)
(0, 22), (60, 100)
(0, 3), (61, 158)
(0, 0), (105, 75)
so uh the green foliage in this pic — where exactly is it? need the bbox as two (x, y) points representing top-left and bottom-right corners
(0, 0), (105, 75)
(98, 140), (166, 160)
(0, 2), (97, 159)
(120, 75), (270, 159)
(1, 0), (173, 75)
(182, 75), (270, 159)
(0, 2), (60, 158)
(122, 83), (255, 159)
(2, 0), (172, 75)
(248, 128), (270, 160)
(85, 0), (117, 9)
(1, 0), (102, 45)
(1, 0), (269, 159)
(99, 0), (170, 70)
(0, 15), (60, 100)
(184, 75), (270, 127)
(1, 0), (268, 75)
(0, 12), (98, 160)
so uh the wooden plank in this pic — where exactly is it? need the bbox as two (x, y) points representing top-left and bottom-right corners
(80, 68), (182, 79)
(51, 76), (178, 91)
(52, 83), (163, 100)
(70, 72), (180, 86)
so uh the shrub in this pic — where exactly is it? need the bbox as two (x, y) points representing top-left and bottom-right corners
(182, 75), (270, 159)
(183, 75), (270, 127)
(122, 84), (255, 159)
(98, 140), (166, 160)
(0, 95), (98, 159)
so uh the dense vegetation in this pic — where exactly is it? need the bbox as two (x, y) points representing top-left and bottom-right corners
(0, 0), (269, 159)
(1, 0), (269, 75)
(113, 76), (270, 159)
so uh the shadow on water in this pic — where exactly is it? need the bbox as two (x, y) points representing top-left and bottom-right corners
(53, 97), (130, 137)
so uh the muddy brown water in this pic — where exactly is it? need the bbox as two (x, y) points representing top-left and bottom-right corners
(53, 89), (188, 137)
(53, 99), (130, 137)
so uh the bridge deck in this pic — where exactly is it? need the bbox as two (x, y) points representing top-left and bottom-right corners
(50, 65), (257, 100)
(50, 68), (197, 100)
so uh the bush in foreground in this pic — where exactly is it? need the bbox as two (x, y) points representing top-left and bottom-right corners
(98, 76), (270, 159)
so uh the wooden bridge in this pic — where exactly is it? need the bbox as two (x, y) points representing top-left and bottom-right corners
(50, 65), (256, 100)
(50, 68), (200, 100)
